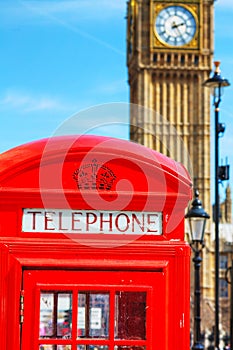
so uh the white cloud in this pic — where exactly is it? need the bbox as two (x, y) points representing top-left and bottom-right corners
(0, 90), (72, 113)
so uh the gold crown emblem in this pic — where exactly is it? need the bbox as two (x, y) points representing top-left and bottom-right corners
(73, 159), (117, 191)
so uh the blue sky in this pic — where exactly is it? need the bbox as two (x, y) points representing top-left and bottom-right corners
(1, 0), (233, 200)
(0, 0), (129, 152)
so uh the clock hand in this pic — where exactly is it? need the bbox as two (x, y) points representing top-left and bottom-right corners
(175, 27), (182, 37)
(172, 21), (185, 29)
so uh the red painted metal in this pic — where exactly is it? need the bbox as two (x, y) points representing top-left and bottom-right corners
(0, 135), (192, 350)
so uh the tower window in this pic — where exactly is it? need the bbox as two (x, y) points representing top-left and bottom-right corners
(181, 55), (185, 65)
(160, 53), (164, 64)
(194, 55), (199, 66)
(220, 278), (228, 298)
(220, 254), (228, 269)
(153, 53), (157, 63)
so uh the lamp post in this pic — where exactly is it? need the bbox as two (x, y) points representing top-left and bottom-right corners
(185, 189), (210, 350)
(226, 261), (233, 350)
(203, 61), (230, 349)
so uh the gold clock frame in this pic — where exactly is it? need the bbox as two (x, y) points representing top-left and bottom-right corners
(151, 2), (200, 50)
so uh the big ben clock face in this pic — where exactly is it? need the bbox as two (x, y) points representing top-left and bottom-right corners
(155, 5), (197, 47)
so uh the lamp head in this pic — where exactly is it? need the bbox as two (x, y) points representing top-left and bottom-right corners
(185, 189), (210, 243)
(203, 61), (230, 89)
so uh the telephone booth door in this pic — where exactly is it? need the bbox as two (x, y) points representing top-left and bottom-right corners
(21, 269), (166, 350)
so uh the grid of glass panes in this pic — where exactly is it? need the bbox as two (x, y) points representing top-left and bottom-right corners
(39, 290), (147, 350)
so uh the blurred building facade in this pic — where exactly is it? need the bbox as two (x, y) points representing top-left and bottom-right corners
(126, 0), (233, 344)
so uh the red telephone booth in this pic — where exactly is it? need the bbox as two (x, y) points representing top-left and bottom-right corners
(0, 135), (192, 350)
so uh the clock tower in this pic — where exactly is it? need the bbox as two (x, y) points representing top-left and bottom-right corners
(127, 0), (214, 214)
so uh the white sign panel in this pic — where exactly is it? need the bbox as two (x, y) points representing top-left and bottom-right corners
(22, 209), (162, 235)
(90, 307), (102, 329)
(78, 307), (86, 329)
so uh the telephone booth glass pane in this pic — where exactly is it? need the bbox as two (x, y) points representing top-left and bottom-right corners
(115, 292), (146, 340)
(40, 292), (72, 339)
(40, 293), (54, 337)
(57, 293), (72, 338)
(77, 292), (109, 339)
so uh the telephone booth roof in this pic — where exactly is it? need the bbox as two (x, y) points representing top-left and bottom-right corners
(0, 135), (192, 239)
(0, 135), (191, 187)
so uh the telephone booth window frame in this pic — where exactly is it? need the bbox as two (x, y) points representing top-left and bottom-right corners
(21, 269), (166, 350)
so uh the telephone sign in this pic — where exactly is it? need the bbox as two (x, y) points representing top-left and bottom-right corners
(22, 208), (163, 235)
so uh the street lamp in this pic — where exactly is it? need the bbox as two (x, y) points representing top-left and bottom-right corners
(203, 61), (230, 349)
(185, 189), (210, 350)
